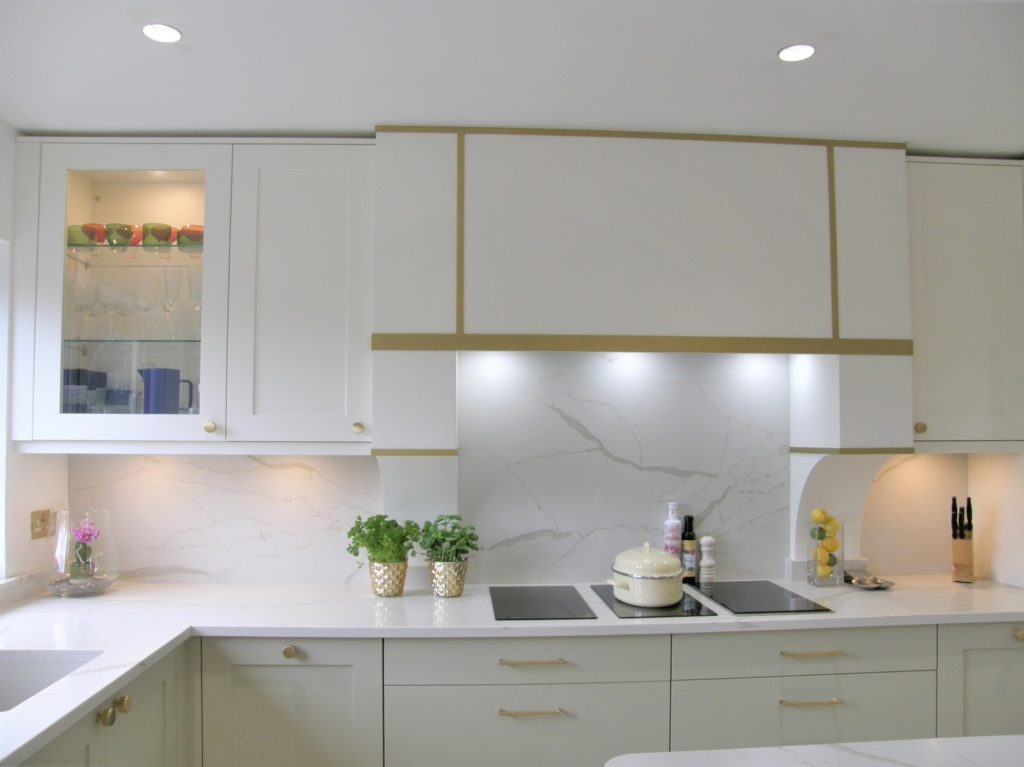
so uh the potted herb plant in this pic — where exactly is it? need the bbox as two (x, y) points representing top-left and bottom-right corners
(419, 514), (479, 597)
(346, 514), (421, 597)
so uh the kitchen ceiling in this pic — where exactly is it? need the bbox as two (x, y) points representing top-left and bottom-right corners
(1, 0), (1022, 157)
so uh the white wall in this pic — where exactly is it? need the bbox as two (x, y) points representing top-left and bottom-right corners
(966, 454), (1024, 587)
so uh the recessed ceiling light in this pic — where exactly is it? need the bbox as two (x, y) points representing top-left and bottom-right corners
(142, 23), (182, 44)
(778, 43), (815, 63)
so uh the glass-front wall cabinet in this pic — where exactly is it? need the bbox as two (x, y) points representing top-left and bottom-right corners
(34, 143), (231, 441)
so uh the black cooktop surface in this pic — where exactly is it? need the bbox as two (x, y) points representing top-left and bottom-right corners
(704, 580), (830, 614)
(490, 586), (597, 620)
(591, 584), (716, 618)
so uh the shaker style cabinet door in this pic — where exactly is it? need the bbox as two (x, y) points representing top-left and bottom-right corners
(908, 159), (1024, 444)
(202, 638), (383, 767)
(226, 144), (374, 442)
(25, 141), (232, 442)
(938, 622), (1024, 736)
(19, 712), (109, 767)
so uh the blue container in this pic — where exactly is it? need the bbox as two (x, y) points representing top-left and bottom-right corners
(138, 368), (193, 414)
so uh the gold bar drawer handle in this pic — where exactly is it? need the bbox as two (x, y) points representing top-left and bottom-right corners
(498, 708), (568, 717)
(779, 649), (846, 659)
(498, 658), (567, 667)
(779, 697), (844, 708)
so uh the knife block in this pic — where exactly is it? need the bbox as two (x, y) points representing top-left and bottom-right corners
(952, 539), (974, 583)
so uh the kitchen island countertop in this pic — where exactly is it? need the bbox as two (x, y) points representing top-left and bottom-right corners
(1, 574), (1023, 764)
(605, 734), (1024, 766)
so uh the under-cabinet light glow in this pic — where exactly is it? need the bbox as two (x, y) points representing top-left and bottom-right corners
(143, 23), (182, 43)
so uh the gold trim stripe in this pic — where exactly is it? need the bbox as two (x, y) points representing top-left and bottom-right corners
(372, 333), (912, 355)
(827, 145), (840, 339)
(456, 132), (466, 334)
(790, 447), (915, 455)
(375, 125), (907, 150)
(370, 449), (459, 457)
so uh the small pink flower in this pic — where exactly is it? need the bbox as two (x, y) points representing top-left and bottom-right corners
(74, 518), (100, 545)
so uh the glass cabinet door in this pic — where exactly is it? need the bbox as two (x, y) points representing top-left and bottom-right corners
(33, 143), (231, 441)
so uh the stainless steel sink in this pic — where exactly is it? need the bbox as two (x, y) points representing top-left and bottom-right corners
(0, 649), (103, 712)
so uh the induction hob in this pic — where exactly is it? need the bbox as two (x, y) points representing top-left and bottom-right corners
(701, 580), (830, 614)
(591, 584), (716, 618)
(490, 586), (597, 620)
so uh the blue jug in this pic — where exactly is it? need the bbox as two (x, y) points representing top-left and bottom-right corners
(138, 368), (194, 414)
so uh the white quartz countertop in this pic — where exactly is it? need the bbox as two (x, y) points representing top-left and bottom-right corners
(605, 734), (1024, 766)
(2, 574), (1024, 764)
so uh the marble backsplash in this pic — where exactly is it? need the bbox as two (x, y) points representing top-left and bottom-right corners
(68, 353), (790, 584)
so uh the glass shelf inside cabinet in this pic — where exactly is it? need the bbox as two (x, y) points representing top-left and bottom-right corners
(65, 246), (203, 267)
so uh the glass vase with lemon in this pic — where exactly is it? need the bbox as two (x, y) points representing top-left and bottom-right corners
(807, 507), (844, 586)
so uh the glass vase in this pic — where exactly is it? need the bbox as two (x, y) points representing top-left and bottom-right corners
(807, 519), (844, 587)
(47, 508), (119, 597)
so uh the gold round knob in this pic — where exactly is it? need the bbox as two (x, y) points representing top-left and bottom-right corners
(203, 421), (217, 433)
(114, 695), (132, 713)
(282, 644), (298, 659)
(914, 422), (928, 434)
(352, 422), (365, 434)
(97, 706), (117, 726)
(1015, 629), (1024, 642)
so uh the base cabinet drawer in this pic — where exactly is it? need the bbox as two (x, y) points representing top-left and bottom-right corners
(670, 671), (935, 751)
(385, 682), (669, 767)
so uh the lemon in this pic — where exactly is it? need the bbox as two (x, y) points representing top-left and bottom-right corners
(810, 508), (829, 524)
(817, 564), (833, 578)
(824, 518), (840, 537)
(816, 546), (829, 565)
(821, 536), (840, 553)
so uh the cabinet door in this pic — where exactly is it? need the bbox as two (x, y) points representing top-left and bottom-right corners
(108, 650), (181, 767)
(385, 682), (669, 767)
(19, 712), (108, 767)
(226, 144), (373, 442)
(32, 142), (232, 441)
(938, 622), (1024, 736)
(909, 160), (1024, 443)
(202, 638), (383, 767)
(671, 671), (935, 751)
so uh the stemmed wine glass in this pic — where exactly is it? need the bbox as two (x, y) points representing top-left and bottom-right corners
(66, 262), (95, 340)
(135, 270), (161, 339)
(162, 267), (183, 340)
(95, 274), (131, 339)
(186, 267), (202, 340)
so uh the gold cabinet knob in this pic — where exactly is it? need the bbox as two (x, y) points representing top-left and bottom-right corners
(203, 421), (218, 433)
(1015, 629), (1024, 642)
(97, 706), (117, 726)
(282, 644), (298, 659)
(114, 695), (132, 713)
(352, 422), (365, 434)
(914, 422), (928, 434)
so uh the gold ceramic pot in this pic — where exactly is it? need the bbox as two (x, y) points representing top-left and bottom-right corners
(428, 559), (468, 598)
(369, 560), (408, 597)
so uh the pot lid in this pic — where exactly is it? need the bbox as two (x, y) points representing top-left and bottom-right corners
(613, 542), (683, 577)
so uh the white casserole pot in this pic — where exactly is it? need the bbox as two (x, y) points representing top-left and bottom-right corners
(607, 542), (684, 607)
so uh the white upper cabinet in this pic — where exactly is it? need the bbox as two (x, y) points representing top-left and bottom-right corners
(908, 159), (1024, 446)
(226, 144), (373, 442)
(463, 134), (833, 338)
(12, 138), (374, 449)
(16, 141), (232, 442)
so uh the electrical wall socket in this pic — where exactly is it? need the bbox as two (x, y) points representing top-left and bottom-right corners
(30, 509), (51, 540)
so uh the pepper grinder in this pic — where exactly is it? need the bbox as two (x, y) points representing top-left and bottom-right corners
(699, 535), (716, 595)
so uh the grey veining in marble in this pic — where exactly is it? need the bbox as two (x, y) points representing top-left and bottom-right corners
(458, 352), (790, 583)
(68, 455), (382, 583)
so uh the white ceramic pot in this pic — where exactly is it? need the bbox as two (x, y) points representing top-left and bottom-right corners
(607, 542), (684, 607)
